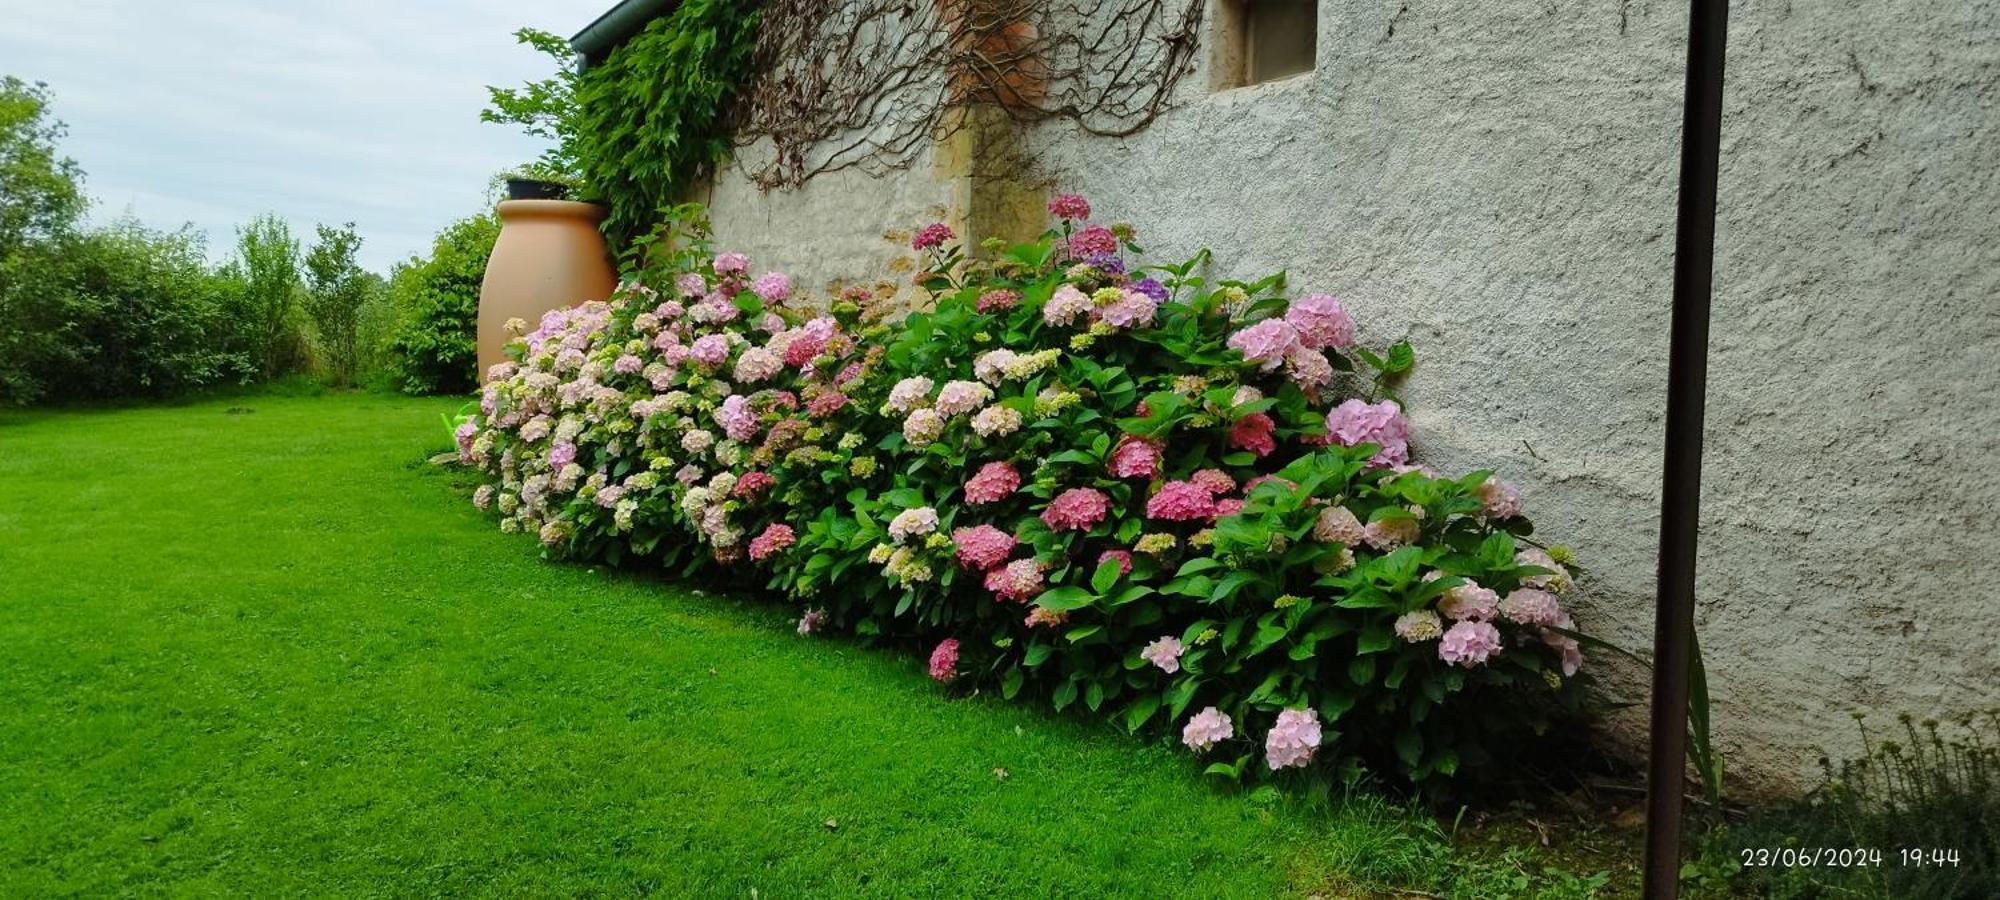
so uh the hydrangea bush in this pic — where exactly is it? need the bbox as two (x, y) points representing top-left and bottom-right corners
(465, 195), (1590, 787)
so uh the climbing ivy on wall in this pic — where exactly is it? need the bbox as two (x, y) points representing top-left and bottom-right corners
(575, 0), (763, 257)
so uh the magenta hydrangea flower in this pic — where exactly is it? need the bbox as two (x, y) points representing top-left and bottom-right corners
(1265, 708), (1322, 770)
(732, 471), (776, 499)
(548, 442), (577, 469)
(752, 271), (791, 302)
(713, 252), (750, 275)
(1041, 487), (1111, 532)
(1227, 318), (1303, 371)
(806, 391), (850, 418)
(749, 523), (796, 561)
(1107, 436), (1162, 479)
(1141, 636), (1184, 674)
(1183, 706), (1234, 752)
(1500, 588), (1564, 627)
(1213, 497), (1245, 518)
(1068, 224), (1118, 258)
(1284, 293), (1357, 349)
(985, 559), (1045, 602)
(1097, 549), (1134, 577)
(965, 462), (1021, 504)
(690, 334), (731, 367)
(1146, 481), (1216, 522)
(928, 638), (960, 682)
(911, 222), (955, 251)
(1047, 193), (1091, 220)
(1438, 620), (1504, 667)
(1324, 399), (1410, 467)
(1228, 412), (1277, 457)
(951, 524), (1018, 571)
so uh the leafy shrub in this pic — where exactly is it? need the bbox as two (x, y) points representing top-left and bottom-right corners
(385, 211), (499, 395)
(571, 0), (762, 253)
(303, 222), (376, 387)
(0, 221), (256, 404)
(463, 195), (1592, 789)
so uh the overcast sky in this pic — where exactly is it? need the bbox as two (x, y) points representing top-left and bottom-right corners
(0, 0), (610, 271)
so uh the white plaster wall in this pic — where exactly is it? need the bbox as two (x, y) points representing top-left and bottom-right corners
(1017, 0), (2000, 790)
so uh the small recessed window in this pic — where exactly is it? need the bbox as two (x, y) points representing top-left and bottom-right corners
(1212, 0), (1319, 90)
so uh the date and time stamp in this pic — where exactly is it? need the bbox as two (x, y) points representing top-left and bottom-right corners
(1736, 846), (1963, 869)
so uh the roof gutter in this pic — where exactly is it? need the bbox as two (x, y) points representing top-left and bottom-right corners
(569, 0), (681, 73)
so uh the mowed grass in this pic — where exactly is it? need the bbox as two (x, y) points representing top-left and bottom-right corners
(0, 392), (1605, 897)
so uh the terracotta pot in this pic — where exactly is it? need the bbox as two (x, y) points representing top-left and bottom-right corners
(476, 199), (618, 378)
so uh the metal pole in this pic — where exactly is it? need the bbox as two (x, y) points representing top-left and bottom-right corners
(1643, 0), (1729, 897)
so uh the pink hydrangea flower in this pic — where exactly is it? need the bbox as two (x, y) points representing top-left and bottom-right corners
(690, 334), (731, 366)
(977, 289), (1021, 313)
(1097, 288), (1157, 329)
(749, 523), (796, 561)
(1042, 487), (1111, 532)
(965, 462), (1021, 504)
(716, 394), (759, 441)
(472, 484), (494, 510)
(973, 349), (1017, 384)
(1362, 517), (1420, 551)
(1542, 613), (1584, 676)
(1228, 319), (1303, 371)
(1107, 436), (1161, 479)
(1438, 581), (1500, 621)
(1068, 224), (1118, 258)
(614, 354), (643, 375)
(935, 380), (993, 416)
(548, 442), (577, 469)
(1325, 399), (1410, 467)
(912, 222), (955, 251)
(886, 376), (934, 412)
(1228, 412), (1277, 457)
(1438, 620), (1504, 667)
(657, 300), (686, 320)
(675, 273), (707, 297)
(1286, 348), (1334, 389)
(1044, 284), (1093, 326)
(732, 471), (776, 499)
(1047, 193), (1091, 220)
(1514, 548), (1570, 591)
(1190, 469), (1235, 495)
(713, 252), (750, 275)
(1285, 293), (1357, 349)
(752, 271), (791, 302)
(1182, 706), (1233, 752)
(887, 506), (939, 543)
(928, 638), (960, 682)
(1265, 708), (1322, 770)
(1313, 506), (1365, 544)
(1500, 589), (1564, 627)
(1213, 497), (1245, 517)
(1141, 636), (1184, 674)
(1479, 478), (1523, 519)
(734, 347), (783, 383)
(951, 524), (1017, 571)
(1146, 481), (1216, 522)
(985, 558), (1045, 602)
(797, 608), (827, 635)
(1097, 549), (1133, 577)
(1024, 605), (1068, 628)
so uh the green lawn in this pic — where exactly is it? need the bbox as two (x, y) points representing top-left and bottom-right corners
(0, 391), (1611, 897)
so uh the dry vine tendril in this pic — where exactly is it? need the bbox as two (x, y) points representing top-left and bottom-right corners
(733, 0), (1205, 189)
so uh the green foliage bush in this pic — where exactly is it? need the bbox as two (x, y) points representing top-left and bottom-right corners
(571, 1), (761, 252)
(463, 199), (1594, 790)
(385, 212), (499, 395)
